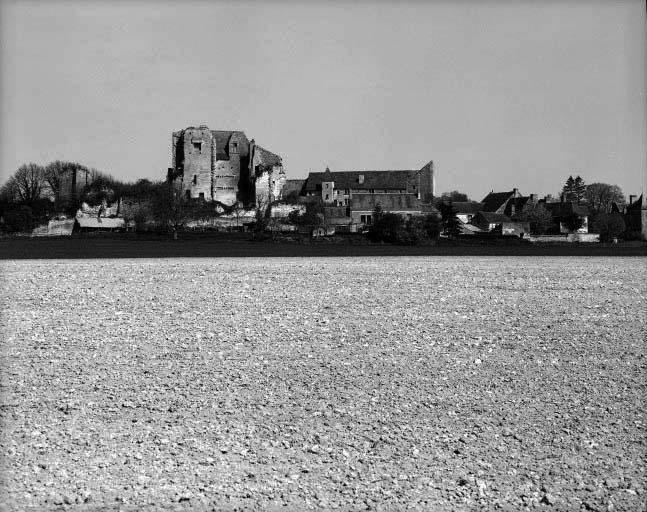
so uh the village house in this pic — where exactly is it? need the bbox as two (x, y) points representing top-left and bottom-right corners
(480, 189), (523, 214)
(447, 189), (531, 236)
(473, 211), (511, 232)
(614, 194), (647, 240)
(452, 201), (483, 224)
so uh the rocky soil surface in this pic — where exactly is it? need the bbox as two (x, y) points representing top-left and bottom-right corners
(0, 257), (645, 511)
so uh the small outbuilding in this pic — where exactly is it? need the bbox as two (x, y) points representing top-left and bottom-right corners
(73, 217), (125, 233)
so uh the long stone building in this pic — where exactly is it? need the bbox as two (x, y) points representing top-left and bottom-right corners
(293, 161), (436, 226)
(169, 125), (285, 207)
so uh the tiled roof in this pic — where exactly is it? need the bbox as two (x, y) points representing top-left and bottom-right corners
(460, 222), (484, 234)
(478, 211), (511, 223)
(480, 191), (515, 212)
(543, 202), (589, 217)
(283, 179), (305, 196)
(254, 145), (282, 167)
(451, 201), (484, 215)
(305, 170), (416, 192)
(509, 196), (531, 210)
(350, 193), (420, 212)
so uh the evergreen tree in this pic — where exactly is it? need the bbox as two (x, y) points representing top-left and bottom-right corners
(562, 175), (575, 201)
(573, 175), (586, 203)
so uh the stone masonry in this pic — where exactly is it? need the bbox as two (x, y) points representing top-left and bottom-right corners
(170, 125), (284, 207)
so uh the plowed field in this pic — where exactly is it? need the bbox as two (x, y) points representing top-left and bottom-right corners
(1, 257), (645, 510)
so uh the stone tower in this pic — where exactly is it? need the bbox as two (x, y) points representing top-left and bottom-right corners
(321, 166), (335, 204)
(171, 126), (250, 205)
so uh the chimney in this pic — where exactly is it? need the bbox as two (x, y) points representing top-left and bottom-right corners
(529, 193), (538, 203)
(513, 188), (519, 197)
(248, 139), (256, 183)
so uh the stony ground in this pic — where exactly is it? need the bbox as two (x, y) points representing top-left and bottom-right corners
(0, 257), (645, 511)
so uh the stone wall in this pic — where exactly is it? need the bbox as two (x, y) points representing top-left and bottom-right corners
(213, 160), (238, 206)
(181, 127), (214, 200)
(417, 161), (435, 200)
(254, 166), (285, 207)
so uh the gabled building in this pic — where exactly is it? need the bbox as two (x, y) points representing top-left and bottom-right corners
(472, 211), (529, 236)
(299, 162), (436, 227)
(452, 201), (483, 224)
(480, 189), (522, 214)
(304, 162), (435, 206)
(350, 193), (424, 226)
(624, 194), (647, 240)
(473, 211), (512, 232)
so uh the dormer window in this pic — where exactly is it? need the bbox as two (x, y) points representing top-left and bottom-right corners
(358, 174), (364, 184)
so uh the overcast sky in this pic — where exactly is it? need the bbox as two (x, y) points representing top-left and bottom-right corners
(1, 0), (645, 200)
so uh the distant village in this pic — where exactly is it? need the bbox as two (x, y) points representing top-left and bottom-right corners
(1, 124), (646, 244)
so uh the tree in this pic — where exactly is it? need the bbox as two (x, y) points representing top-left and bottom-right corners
(516, 203), (554, 234)
(562, 213), (584, 233)
(584, 183), (626, 214)
(2, 205), (36, 233)
(368, 212), (405, 243)
(573, 175), (586, 203)
(591, 212), (625, 242)
(151, 182), (191, 236)
(372, 203), (384, 223)
(562, 175), (576, 201)
(438, 201), (462, 238)
(440, 190), (469, 202)
(288, 200), (323, 227)
(4, 163), (47, 204)
(367, 212), (441, 245)
(43, 161), (90, 200)
(422, 214), (442, 239)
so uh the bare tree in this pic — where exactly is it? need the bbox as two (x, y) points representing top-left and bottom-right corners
(5, 163), (47, 204)
(585, 183), (626, 214)
(44, 161), (64, 199)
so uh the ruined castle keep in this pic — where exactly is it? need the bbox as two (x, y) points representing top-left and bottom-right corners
(169, 126), (285, 207)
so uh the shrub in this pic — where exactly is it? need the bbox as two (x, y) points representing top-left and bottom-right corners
(368, 212), (405, 243)
(591, 212), (625, 242)
(3, 205), (37, 233)
(562, 213), (584, 233)
(368, 213), (441, 245)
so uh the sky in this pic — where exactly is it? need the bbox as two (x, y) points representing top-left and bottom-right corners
(1, 0), (645, 201)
